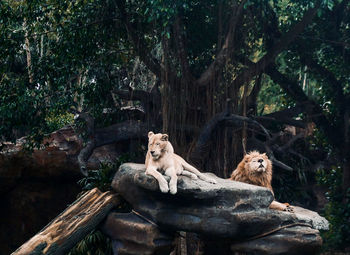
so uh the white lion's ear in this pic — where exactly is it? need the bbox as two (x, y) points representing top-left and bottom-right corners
(244, 154), (250, 163)
(161, 134), (168, 141)
(148, 131), (154, 138)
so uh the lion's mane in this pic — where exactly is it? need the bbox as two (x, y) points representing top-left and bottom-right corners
(230, 151), (273, 193)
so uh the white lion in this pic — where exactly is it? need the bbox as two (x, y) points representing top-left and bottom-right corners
(145, 131), (217, 194)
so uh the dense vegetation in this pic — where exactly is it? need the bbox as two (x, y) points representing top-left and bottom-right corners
(1, 0), (349, 252)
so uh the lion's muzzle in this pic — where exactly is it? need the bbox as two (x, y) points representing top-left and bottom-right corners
(257, 165), (265, 172)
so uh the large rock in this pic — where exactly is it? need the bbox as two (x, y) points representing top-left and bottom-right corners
(112, 163), (329, 254)
(230, 225), (322, 254)
(102, 212), (174, 255)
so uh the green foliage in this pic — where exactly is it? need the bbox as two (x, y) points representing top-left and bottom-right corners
(0, 0), (126, 142)
(68, 230), (112, 255)
(317, 166), (350, 250)
(78, 154), (131, 192)
(257, 75), (292, 115)
(45, 112), (74, 131)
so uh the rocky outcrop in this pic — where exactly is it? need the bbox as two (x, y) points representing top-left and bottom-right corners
(110, 163), (329, 254)
(0, 126), (120, 190)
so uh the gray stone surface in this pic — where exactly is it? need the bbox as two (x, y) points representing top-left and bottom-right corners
(101, 212), (174, 255)
(230, 225), (323, 254)
(111, 163), (329, 253)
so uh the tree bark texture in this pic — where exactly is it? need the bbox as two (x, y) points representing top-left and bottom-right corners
(12, 188), (119, 255)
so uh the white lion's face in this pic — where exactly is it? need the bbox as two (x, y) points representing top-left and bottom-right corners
(148, 132), (169, 160)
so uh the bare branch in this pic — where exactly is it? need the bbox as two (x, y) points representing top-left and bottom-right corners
(197, 0), (247, 86)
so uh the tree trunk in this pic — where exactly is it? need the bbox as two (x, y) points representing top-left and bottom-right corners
(342, 150), (350, 201)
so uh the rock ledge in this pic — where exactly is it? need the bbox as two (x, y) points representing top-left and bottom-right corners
(110, 163), (329, 254)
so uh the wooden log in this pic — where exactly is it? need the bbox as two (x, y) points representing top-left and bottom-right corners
(12, 188), (119, 255)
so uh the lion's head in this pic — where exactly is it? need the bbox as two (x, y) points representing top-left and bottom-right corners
(243, 151), (272, 174)
(231, 151), (273, 190)
(147, 131), (170, 160)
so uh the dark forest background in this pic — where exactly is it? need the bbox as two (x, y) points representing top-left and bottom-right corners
(0, 0), (349, 254)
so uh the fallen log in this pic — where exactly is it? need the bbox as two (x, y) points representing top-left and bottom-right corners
(12, 188), (119, 255)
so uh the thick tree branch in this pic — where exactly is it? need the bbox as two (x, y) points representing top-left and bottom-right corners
(191, 111), (271, 160)
(191, 111), (228, 160)
(112, 86), (161, 125)
(254, 106), (307, 128)
(247, 137), (294, 171)
(197, 0), (247, 86)
(76, 113), (96, 176)
(217, 1), (224, 51)
(302, 57), (348, 115)
(246, 74), (263, 115)
(94, 120), (149, 148)
(279, 133), (304, 151)
(174, 16), (193, 84)
(76, 112), (149, 176)
(255, 116), (307, 129)
(265, 64), (342, 148)
(116, 0), (162, 77)
(191, 110), (294, 171)
(233, 3), (319, 89)
(112, 88), (151, 102)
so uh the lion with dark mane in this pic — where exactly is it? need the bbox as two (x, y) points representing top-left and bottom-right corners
(230, 151), (293, 212)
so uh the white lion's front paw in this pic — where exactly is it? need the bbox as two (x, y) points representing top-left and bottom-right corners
(205, 177), (217, 184)
(190, 174), (198, 180)
(169, 184), (177, 194)
(159, 182), (169, 193)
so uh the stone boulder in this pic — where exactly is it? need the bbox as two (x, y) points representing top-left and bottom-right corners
(102, 212), (174, 255)
(111, 163), (329, 254)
